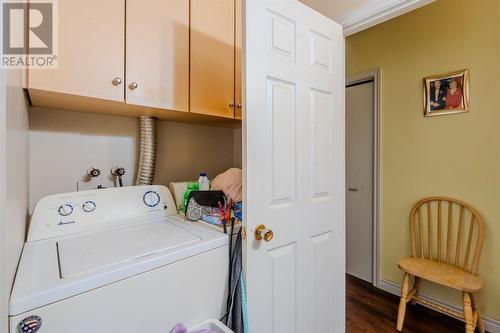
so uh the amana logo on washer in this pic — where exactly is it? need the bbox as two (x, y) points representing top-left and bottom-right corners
(17, 315), (42, 333)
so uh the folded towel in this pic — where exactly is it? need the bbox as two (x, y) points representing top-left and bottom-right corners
(211, 168), (242, 203)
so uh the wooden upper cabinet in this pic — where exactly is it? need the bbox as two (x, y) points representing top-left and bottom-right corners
(28, 0), (125, 102)
(190, 0), (235, 118)
(126, 0), (189, 111)
(234, 0), (242, 119)
(27, 0), (241, 124)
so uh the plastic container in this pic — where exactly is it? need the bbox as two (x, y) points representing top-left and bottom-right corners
(198, 173), (210, 190)
(233, 201), (243, 221)
(201, 213), (222, 226)
(181, 181), (199, 212)
(189, 319), (233, 333)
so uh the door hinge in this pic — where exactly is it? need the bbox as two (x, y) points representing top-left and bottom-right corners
(241, 226), (246, 240)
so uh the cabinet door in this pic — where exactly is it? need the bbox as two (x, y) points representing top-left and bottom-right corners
(28, 0), (125, 102)
(235, 0), (242, 119)
(126, 0), (189, 111)
(190, 0), (235, 118)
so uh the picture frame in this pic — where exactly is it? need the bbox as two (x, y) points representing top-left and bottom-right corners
(424, 69), (470, 117)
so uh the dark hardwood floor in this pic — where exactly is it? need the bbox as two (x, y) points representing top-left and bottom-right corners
(347, 274), (467, 333)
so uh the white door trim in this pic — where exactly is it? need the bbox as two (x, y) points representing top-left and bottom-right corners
(346, 68), (380, 288)
(337, 0), (435, 36)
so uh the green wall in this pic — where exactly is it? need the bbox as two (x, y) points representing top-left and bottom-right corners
(346, 0), (500, 320)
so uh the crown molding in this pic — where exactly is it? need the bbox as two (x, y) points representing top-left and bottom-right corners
(337, 0), (435, 36)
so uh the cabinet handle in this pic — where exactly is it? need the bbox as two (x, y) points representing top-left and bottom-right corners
(229, 102), (235, 108)
(112, 77), (122, 86)
(129, 82), (138, 90)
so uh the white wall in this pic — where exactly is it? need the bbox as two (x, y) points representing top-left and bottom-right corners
(0, 68), (30, 331)
(155, 120), (240, 186)
(29, 107), (139, 212)
(29, 108), (241, 213)
(233, 127), (242, 168)
(0, 33), (6, 332)
(5, 70), (30, 293)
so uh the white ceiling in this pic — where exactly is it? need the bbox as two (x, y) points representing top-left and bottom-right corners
(299, 0), (372, 20)
(299, 0), (435, 35)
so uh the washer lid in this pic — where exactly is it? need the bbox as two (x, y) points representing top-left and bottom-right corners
(57, 221), (200, 278)
(10, 217), (229, 316)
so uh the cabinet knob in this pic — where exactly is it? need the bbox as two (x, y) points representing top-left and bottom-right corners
(112, 77), (122, 86)
(229, 102), (235, 108)
(129, 82), (138, 90)
(237, 103), (242, 108)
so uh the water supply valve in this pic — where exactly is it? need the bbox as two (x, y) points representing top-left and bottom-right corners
(111, 167), (126, 187)
(111, 167), (126, 177)
(87, 167), (101, 178)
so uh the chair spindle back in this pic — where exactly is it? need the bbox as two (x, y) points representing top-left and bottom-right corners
(409, 197), (485, 274)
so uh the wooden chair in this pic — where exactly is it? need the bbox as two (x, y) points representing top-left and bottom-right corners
(396, 197), (485, 333)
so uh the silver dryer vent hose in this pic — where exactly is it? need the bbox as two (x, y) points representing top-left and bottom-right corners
(135, 116), (157, 186)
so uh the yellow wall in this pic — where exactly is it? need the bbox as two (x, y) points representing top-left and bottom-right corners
(347, 0), (500, 320)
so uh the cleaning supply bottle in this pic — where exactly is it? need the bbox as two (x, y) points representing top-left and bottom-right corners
(198, 172), (209, 190)
(181, 181), (199, 212)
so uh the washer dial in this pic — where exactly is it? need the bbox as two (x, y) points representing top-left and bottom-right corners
(82, 201), (96, 213)
(143, 190), (161, 207)
(58, 204), (74, 216)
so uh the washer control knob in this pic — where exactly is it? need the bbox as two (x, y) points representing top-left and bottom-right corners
(58, 204), (74, 216)
(143, 190), (160, 208)
(82, 201), (96, 213)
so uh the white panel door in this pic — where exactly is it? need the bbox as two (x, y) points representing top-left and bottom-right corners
(244, 1), (345, 332)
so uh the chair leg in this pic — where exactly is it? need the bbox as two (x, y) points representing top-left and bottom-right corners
(471, 293), (485, 333)
(397, 273), (410, 331)
(411, 277), (421, 305)
(463, 292), (475, 333)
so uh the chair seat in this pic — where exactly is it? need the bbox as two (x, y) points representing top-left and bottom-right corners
(398, 257), (483, 292)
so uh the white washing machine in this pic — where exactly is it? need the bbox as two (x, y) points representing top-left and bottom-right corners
(10, 185), (229, 333)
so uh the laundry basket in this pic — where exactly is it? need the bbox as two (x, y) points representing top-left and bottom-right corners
(189, 319), (233, 333)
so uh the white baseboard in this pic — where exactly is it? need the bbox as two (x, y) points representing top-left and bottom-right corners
(378, 279), (500, 333)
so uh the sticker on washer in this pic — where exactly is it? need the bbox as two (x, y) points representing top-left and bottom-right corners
(18, 315), (42, 333)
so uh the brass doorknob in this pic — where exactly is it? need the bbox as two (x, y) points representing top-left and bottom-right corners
(254, 224), (273, 242)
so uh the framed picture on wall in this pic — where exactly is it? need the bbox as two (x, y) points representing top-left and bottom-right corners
(424, 69), (470, 117)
